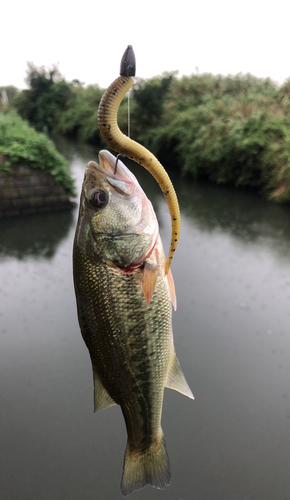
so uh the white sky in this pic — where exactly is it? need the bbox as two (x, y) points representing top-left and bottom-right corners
(1, 0), (289, 89)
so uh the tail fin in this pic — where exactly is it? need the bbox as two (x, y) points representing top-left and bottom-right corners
(120, 435), (171, 497)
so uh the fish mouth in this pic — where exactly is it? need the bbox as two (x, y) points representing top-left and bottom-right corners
(86, 150), (138, 197)
(87, 150), (138, 184)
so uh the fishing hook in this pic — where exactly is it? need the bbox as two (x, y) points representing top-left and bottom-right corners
(114, 153), (127, 175)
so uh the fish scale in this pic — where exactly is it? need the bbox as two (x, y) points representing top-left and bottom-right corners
(74, 247), (171, 399)
(73, 150), (193, 496)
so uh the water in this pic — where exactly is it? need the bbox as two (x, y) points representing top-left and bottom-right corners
(1, 142), (290, 500)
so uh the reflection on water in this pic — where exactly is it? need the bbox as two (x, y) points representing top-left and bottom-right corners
(170, 169), (290, 252)
(0, 210), (74, 259)
(1, 140), (290, 500)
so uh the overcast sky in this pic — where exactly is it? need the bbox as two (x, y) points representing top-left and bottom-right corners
(1, 0), (289, 90)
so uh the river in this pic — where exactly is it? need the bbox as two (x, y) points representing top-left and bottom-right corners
(0, 141), (290, 500)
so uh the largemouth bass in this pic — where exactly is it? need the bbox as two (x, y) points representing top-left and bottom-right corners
(73, 150), (193, 496)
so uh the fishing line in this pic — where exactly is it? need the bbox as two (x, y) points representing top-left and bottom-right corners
(127, 88), (131, 138)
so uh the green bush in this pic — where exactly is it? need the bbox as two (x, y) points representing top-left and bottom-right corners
(9, 63), (290, 202)
(131, 73), (174, 141)
(0, 111), (75, 196)
(56, 83), (104, 143)
(57, 82), (133, 145)
(142, 74), (290, 202)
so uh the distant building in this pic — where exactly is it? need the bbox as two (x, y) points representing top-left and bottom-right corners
(1, 91), (8, 104)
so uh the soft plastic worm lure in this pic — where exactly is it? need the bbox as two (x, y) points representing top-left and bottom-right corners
(98, 45), (180, 275)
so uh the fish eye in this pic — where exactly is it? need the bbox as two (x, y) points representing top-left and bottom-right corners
(89, 190), (108, 208)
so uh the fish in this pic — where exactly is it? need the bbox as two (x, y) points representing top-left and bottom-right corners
(73, 150), (193, 496)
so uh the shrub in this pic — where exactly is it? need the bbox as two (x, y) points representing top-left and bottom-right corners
(142, 74), (290, 202)
(0, 111), (75, 196)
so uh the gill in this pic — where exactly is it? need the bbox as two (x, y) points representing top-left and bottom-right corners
(98, 45), (180, 275)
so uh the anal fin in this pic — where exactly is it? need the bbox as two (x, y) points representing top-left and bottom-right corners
(93, 366), (116, 412)
(166, 352), (194, 399)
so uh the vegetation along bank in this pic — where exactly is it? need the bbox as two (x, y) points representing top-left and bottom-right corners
(0, 111), (75, 216)
(2, 63), (290, 202)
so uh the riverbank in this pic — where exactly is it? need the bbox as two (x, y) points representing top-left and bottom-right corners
(0, 111), (75, 216)
(0, 162), (74, 217)
(4, 67), (290, 203)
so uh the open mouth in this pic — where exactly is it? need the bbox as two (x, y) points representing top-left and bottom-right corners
(94, 150), (138, 184)
(87, 150), (127, 178)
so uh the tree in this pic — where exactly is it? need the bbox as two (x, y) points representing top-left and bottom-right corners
(132, 73), (175, 134)
(15, 63), (73, 132)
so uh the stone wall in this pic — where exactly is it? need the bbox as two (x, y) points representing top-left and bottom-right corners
(0, 164), (74, 217)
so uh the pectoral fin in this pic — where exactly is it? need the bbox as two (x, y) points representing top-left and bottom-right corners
(166, 352), (194, 399)
(142, 261), (158, 306)
(167, 268), (177, 311)
(93, 366), (117, 412)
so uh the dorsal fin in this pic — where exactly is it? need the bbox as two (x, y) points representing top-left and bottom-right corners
(166, 352), (194, 399)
